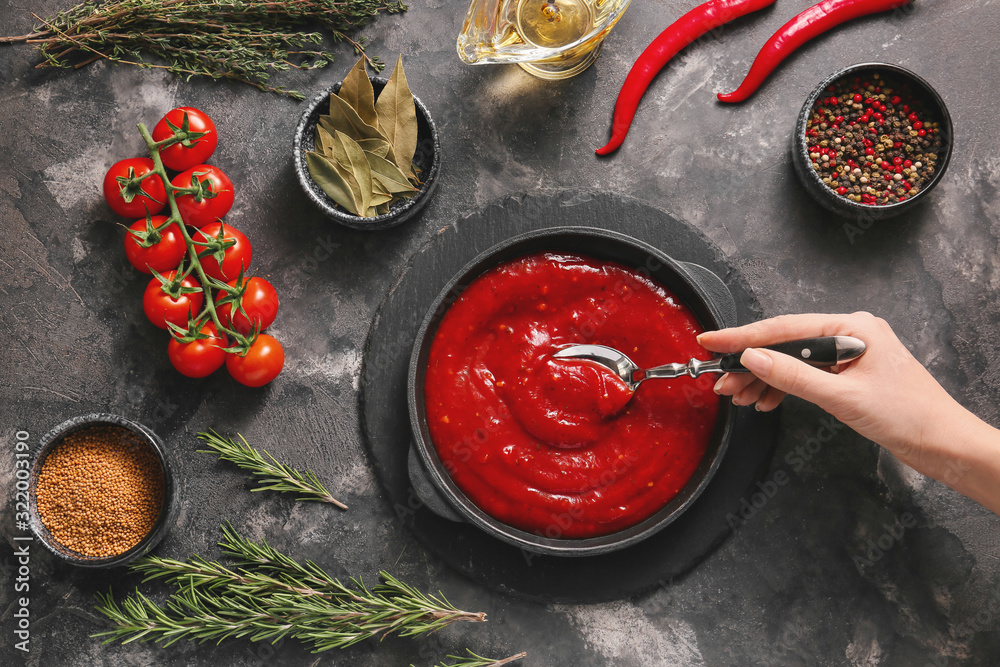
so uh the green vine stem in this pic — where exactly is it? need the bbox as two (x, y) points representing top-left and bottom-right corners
(135, 122), (251, 352)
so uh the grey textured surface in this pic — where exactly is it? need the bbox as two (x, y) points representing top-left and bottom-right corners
(2, 0), (1000, 664)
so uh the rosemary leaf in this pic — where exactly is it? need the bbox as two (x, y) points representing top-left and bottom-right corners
(196, 430), (347, 509)
(92, 524), (491, 654)
(419, 650), (528, 667)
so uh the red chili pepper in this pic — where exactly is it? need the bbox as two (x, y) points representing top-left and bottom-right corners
(718, 0), (913, 103)
(596, 0), (776, 156)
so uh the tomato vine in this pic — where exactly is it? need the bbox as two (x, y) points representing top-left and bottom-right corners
(111, 108), (283, 386)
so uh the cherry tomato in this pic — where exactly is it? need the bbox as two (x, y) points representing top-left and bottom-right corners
(227, 334), (284, 387)
(195, 222), (252, 282)
(103, 158), (166, 218)
(123, 216), (187, 274)
(142, 271), (204, 330)
(168, 323), (227, 378)
(216, 276), (279, 335)
(171, 164), (234, 228)
(152, 107), (218, 172)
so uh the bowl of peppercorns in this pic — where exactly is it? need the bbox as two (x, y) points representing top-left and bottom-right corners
(793, 63), (953, 220)
(27, 414), (178, 568)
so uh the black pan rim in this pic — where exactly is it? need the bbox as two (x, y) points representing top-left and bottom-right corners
(406, 225), (736, 556)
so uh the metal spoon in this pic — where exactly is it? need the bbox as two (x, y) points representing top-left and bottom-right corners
(552, 336), (867, 392)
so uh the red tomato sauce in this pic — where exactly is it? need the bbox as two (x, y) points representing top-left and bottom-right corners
(424, 253), (719, 538)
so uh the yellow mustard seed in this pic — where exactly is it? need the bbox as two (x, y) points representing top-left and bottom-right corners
(35, 425), (164, 559)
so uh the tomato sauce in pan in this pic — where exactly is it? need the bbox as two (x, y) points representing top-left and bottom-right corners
(424, 252), (719, 538)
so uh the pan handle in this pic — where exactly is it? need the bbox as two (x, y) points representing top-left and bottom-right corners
(678, 262), (738, 329)
(407, 445), (464, 522)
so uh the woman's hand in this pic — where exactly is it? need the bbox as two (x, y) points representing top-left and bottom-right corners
(698, 312), (976, 481)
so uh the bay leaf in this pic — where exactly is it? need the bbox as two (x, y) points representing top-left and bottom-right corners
(328, 93), (384, 143)
(306, 151), (358, 215)
(364, 190), (395, 217)
(356, 137), (392, 159)
(372, 173), (416, 198)
(376, 202), (391, 216)
(370, 191), (394, 207)
(371, 178), (392, 199)
(317, 115), (342, 146)
(365, 151), (418, 194)
(333, 131), (373, 215)
(325, 129), (365, 211)
(374, 54), (418, 178)
(315, 124), (336, 157)
(339, 58), (378, 128)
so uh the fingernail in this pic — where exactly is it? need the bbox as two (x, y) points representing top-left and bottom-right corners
(713, 377), (724, 394)
(696, 333), (705, 344)
(754, 402), (763, 412)
(741, 348), (772, 377)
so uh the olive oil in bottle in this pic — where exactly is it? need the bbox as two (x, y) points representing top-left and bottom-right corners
(457, 0), (632, 79)
(516, 0), (592, 49)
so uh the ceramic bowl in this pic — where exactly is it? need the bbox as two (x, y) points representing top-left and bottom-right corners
(28, 414), (177, 568)
(792, 63), (953, 221)
(293, 76), (441, 231)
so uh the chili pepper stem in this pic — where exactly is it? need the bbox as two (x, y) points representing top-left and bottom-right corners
(136, 122), (248, 350)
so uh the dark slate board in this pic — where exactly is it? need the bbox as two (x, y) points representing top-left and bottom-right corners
(359, 191), (779, 603)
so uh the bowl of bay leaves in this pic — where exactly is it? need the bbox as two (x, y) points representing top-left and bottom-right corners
(294, 56), (441, 230)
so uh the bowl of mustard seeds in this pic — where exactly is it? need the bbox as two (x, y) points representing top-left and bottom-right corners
(28, 414), (177, 568)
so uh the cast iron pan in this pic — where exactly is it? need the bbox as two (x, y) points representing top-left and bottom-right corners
(407, 227), (737, 556)
(359, 191), (779, 602)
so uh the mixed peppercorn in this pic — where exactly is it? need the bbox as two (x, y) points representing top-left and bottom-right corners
(35, 425), (164, 559)
(805, 72), (945, 206)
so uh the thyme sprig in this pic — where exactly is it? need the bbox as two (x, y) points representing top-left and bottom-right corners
(0, 0), (407, 98)
(93, 523), (492, 653)
(196, 430), (347, 509)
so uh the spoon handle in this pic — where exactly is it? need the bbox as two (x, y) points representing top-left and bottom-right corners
(717, 336), (866, 373)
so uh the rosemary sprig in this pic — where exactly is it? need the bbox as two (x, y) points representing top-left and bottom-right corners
(196, 430), (347, 509)
(93, 523), (491, 652)
(424, 650), (528, 667)
(0, 0), (408, 98)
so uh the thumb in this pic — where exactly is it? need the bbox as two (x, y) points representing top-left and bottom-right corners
(740, 348), (843, 407)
